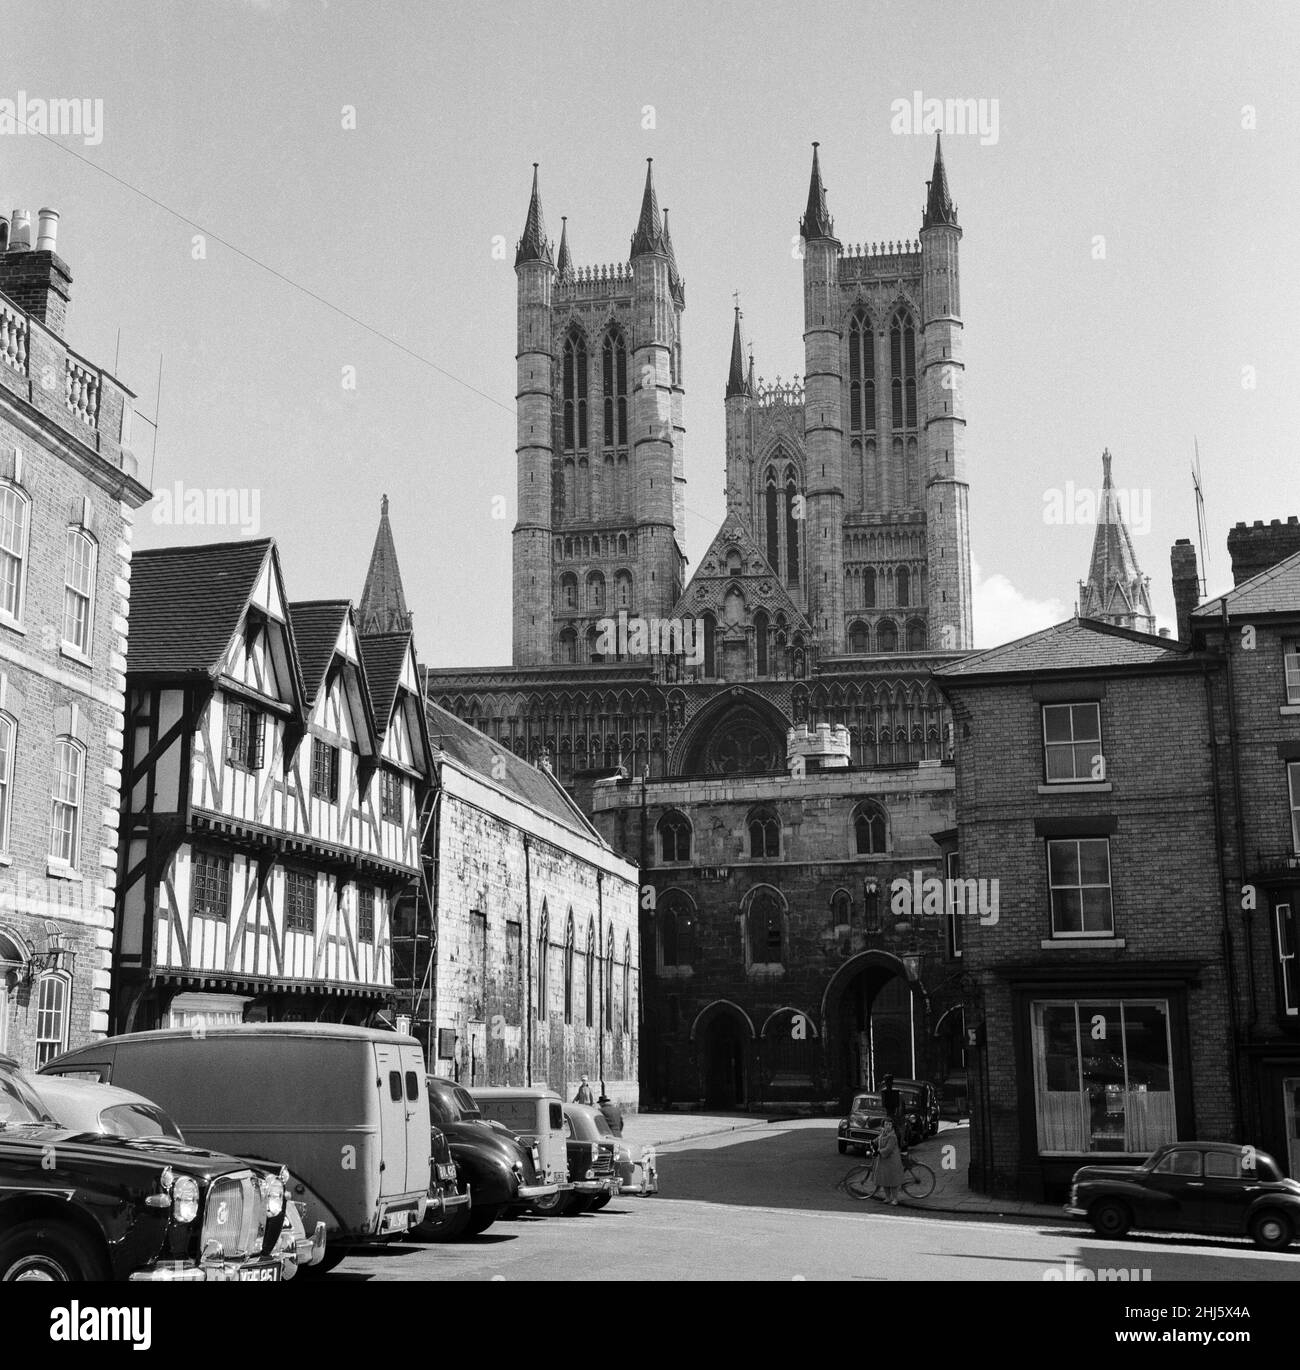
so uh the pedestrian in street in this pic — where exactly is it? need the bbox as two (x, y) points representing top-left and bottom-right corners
(873, 1117), (905, 1205)
(597, 1093), (623, 1135)
(880, 1073), (901, 1127)
(574, 1075), (594, 1105)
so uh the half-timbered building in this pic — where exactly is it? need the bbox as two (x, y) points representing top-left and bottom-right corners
(112, 539), (433, 1031)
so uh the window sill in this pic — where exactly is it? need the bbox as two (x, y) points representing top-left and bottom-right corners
(1037, 782), (1112, 795)
(1040, 937), (1125, 949)
(0, 853), (10, 867)
(1280, 705), (1300, 716)
(0, 615), (25, 637)
(59, 644), (94, 669)
(47, 860), (82, 882)
(746, 963), (786, 977)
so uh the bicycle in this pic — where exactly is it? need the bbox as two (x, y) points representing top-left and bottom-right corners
(838, 1144), (935, 1201)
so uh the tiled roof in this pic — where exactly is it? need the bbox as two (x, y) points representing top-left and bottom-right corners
(290, 600), (349, 706)
(424, 698), (600, 841)
(128, 540), (272, 675)
(1192, 546), (1300, 619)
(359, 632), (410, 733)
(934, 617), (1185, 679)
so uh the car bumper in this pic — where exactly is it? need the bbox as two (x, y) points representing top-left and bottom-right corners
(130, 1254), (290, 1283)
(516, 1182), (560, 1201)
(573, 1177), (617, 1196)
(425, 1186), (472, 1219)
(1063, 1205), (1088, 1218)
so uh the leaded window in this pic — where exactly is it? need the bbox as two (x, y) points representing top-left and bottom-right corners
(191, 849), (231, 921)
(285, 869), (316, 933)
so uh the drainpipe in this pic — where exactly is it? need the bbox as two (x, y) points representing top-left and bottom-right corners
(597, 870), (605, 1094)
(1220, 600), (1258, 1033)
(1204, 664), (1245, 1141)
(523, 834), (533, 1087)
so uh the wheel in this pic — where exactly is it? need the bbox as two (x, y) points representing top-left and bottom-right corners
(0, 1220), (107, 1282)
(1248, 1210), (1292, 1251)
(298, 1244), (349, 1277)
(589, 1192), (611, 1211)
(464, 1203), (504, 1236)
(1088, 1198), (1131, 1240)
(837, 1141), (847, 1155)
(568, 1196), (595, 1215)
(412, 1206), (472, 1243)
(844, 1165), (879, 1201)
(901, 1163), (935, 1199)
(530, 1190), (575, 1217)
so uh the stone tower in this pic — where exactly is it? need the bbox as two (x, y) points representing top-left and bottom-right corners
(920, 134), (972, 650)
(511, 161), (686, 666)
(1077, 449), (1155, 633)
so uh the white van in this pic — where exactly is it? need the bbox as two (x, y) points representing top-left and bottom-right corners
(43, 1024), (429, 1271)
(469, 1085), (570, 1197)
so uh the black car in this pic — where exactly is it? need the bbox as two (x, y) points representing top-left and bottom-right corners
(1066, 1140), (1300, 1251)
(0, 1053), (308, 1282)
(892, 1079), (941, 1144)
(418, 1076), (556, 1239)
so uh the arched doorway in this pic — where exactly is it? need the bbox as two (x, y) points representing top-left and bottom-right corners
(822, 951), (925, 1105)
(691, 1001), (754, 1108)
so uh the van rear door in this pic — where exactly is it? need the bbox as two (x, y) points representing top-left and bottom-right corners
(373, 1039), (409, 1201)
(399, 1043), (431, 1196)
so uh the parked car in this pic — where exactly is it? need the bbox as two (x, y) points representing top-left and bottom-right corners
(42, 1024), (430, 1273)
(559, 1103), (619, 1214)
(470, 1085), (571, 1213)
(893, 1079), (942, 1144)
(26, 1073), (323, 1277)
(837, 1091), (888, 1155)
(425, 1121), (469, 1236)
(420, 1076), (555, 1239)
(0, 1053), (314, 1282)
(1066, 1140), (1300, 1250)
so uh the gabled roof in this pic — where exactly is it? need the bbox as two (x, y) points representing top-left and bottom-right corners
(934, 617), (1186, 680)
(290, 600), (351, 705)
(1192, 545), (1300, 619)
(359, 631), (411, 735)
(129, 539), (274, 676)
(673, 512), (815, 636)
(424, 697), (603, 843)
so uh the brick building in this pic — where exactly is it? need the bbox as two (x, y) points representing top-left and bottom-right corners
(0, 207), (150, 1067)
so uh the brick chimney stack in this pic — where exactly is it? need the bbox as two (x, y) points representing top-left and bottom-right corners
(1227, 517), (1300, 586)
(1170, 538), (1200, 643)
(0, 208), (72, 336)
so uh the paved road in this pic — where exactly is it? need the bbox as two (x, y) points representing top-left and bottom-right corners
(329, 1120), (1300, 1282)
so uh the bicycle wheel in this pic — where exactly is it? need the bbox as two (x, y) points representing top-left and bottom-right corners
(901, 1163), (935, 1199)
(844, 1164), (879, 1200)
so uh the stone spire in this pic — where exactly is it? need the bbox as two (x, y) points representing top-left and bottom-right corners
(800, 141), (835, 241)
(514, 163), (554, 268)
(360, 493), (414, 635)
(726, 305), (749, 398)
(662, 206), (684, 304)
(556, 216), (572, 279)
(1077, 449), (1155, 633)
(922, 133), (958, 230)
(630, 158), (667, 257)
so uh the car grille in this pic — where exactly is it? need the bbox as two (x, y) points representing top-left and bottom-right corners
(201, 1173), (267, 1259)
(594, 1143), (615, 1176)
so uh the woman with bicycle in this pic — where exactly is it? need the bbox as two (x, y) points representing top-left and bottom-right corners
(873, 1117), (905, 1205)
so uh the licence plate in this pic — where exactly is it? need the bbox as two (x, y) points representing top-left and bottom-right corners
(238, 1263), (280, 1282)
(437, 1163), (457, 1181)
(382, 1210), (412, 1232)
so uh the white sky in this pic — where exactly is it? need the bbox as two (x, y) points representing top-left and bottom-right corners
(2, 0), (1296, 658)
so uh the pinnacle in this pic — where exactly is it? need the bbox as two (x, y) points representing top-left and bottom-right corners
(515, 162), (554, 268)
(800, 141), (835, 242)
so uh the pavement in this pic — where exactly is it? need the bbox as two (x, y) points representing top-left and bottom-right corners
(626, 1111), (1064, 1222)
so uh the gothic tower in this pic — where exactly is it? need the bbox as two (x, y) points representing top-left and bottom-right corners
(1077, 448), (1155, 633)
(920, 134), (972, 649)
(360, 493), (414, 634)
(511, 161), (687, 666)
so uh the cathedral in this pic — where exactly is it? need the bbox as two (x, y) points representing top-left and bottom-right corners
(424, 138), (981, 1107)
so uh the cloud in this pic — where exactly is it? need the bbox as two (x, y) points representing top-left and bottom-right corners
(971, 556), (1070, 649)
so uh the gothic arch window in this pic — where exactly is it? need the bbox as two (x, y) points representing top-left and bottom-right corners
(890, 310), (917, 432)
(747, 804), (780, 859)
(564, 458), (576, 517)
(897, 567), (909, 607)
(785, 468), (799, 585)
(559, 628), (577, 663)
(658, 809), (692, 863)
(754, 609), (769, 676)
(765, 470), (779, 570)
(605, 928), (615, 1031)
(907, 619), (926, 652)
(853, 801), (888, 855)
(563, 911), (575, 1024)
(563, 329), (588, 451)
(907, 436), (919, 505)
(587, 570), (606, 612)
(891, 437), (904, 507)
(586, 626), (602, 662)
(864, 567), (877, 609)
(660, 890), (695, 969)
(745, 886), (785, 966)
(536, 907), (549, 1021)
(602, 327), (629, 447)
(560, 572), (577, 609)
(849, 438), (863, 510)
(849, 620), (869, 654)
(614, 569), (633, 610)
(585, 920), (596, 1026)
(618, 533), (628, 555)
(831, 887), (852, 926)
(848, 310), (876, 436)
(622, 935), (631, 1032)
(877, 618), (898, 653)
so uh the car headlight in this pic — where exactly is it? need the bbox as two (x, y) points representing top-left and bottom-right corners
(172, 1174), (200, 1224)
(264, 1173), (286, 1218)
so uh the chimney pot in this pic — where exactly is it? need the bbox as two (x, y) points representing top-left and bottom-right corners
(35, 208), (58, 253)
(8, 210), (31, 251)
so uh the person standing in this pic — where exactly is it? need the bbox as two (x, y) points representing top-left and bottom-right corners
(597, 1093), (623, 1135)
(574, 1075), (594, 1105)
(880, 1073), (901, 1128)
(873, 1117), (905, 1205)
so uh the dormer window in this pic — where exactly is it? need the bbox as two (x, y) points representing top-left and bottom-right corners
(381, 770), (403, 824)
(225, 700), (264, 771)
